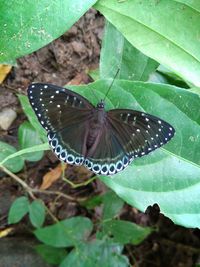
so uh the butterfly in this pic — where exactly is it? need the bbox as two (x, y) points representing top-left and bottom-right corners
(27, 83), (175, 176)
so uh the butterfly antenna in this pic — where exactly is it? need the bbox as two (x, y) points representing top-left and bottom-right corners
(103, 68), (120, 101)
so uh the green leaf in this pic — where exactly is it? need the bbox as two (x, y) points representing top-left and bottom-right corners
(69, 79), (200, 228)
(81, 194), (104, 209)
(34, 217), (93, 247)
(157, 65), (190, 88)
(0, 143), (49, 168)
(0, 141), (24, 173)
(60, 240), (129, 267)
(18, 95), (47, 142)
(35, 244), (66, 265)
(102, 191), (124, 221)
(95, 0), (200, 86)
(29, 200), (45, 228)
(8, 196), (29, 224)
(18, 121), (44, 162)
(88, 68), (100, 81)
(0, 0), (98, 62)
(100, 20), (158, 81)
(104, 219), (152, 245)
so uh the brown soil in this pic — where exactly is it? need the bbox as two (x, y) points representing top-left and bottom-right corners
(0, 9), (200, 267)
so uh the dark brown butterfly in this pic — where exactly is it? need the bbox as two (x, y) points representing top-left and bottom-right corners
(28, 83), (175, 175)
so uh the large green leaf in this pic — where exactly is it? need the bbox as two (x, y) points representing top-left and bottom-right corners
(95, 0), (200, 87)
(100, 20), (159, 81)
(69, 79), (200, 228)
(0, 0), (98, 62)
(34, 217), (93, 248)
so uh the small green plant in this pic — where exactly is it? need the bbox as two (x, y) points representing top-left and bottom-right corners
(8, 192), (152, 266)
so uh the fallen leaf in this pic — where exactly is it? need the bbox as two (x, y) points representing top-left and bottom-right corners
(40, 163), (65, 190)
(0, 227), (13, 238)
(0, 64), (12, 84)
(67, 72), (89, 85)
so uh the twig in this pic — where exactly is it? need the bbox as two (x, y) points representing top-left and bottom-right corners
(0, 165), (90, 222)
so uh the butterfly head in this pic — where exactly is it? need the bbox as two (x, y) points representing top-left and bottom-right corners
(96, 100), (105, 109)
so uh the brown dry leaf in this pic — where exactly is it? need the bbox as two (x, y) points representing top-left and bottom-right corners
(40, 163), (66, 190)
(67, 72), (89, 85)
(0, 227), (13, 238)
(0, 64), (12, 84)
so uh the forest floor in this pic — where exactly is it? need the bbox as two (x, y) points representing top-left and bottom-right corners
(0, 9), (200, 267)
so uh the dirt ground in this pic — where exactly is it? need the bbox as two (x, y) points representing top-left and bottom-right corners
(0, 9), (200, 267)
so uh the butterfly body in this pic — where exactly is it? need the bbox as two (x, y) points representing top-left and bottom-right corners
(28, 83), (175, 176)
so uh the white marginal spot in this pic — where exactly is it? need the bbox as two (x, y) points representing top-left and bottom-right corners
(51, 95), (54, 99)
(136, 129), (140, 132)
(169, 127), (173, 131)
(31, 102), (34, 105)
(165, 138), (168, 141)
(57, 104), (60, 108)
(40, 92), (43, 95)
(45, 127), (48, 130)
(67, 154), (75, 164)
(147, 125), (151, 129)
(141, 113), (145, 116)
(154, 145), (158, 148)
(30, 96), (33, 99)
(146, 130), (149, 133)
(141, 152), (145, 155)
(38, 114), (41, 117)
(158, 120), (162, 124)
(151, 137), (154, 140)
(160, 142), (163, 145)
(158, 128), (161, 132)
(56, 90), (59, 94)
(31, 85), (35, 88)
(148, 148), (152, 151)
(44, 85), (48, 89)
(145, 118), (149, 122)
(41, 121), (44, 125)
(39, 98), (42, 101)
(156, 134), (159, 137)
(169, 133), (172, 136)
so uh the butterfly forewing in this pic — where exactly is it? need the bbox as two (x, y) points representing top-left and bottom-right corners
(28, 83), (94, 164)
(28, 83), (94, 132)
(107, 109), (175, 157)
